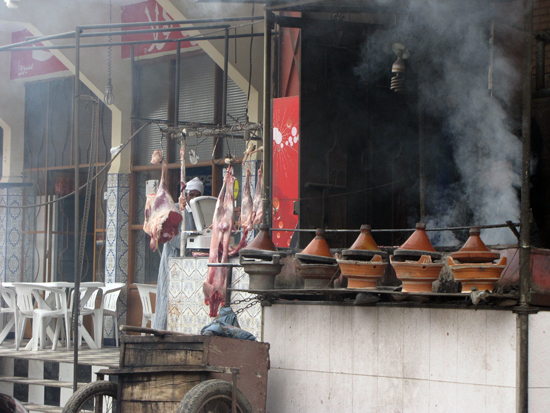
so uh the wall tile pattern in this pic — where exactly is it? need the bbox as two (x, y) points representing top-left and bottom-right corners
(167, 257), (261, 339)
(0, 187), (24, 283)
(21, 190), (36, 283)
(104, 173), (130, 339)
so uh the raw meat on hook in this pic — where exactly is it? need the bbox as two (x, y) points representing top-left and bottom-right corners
(252, 163), (263, 226)
(203, 166), (235, 317)
(143, 153), (183, 252)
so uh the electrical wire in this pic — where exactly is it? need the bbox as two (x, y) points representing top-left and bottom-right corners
(0, 121), (152, 209)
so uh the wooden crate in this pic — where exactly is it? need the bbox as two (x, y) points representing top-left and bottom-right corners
(113, 334), (270, 413)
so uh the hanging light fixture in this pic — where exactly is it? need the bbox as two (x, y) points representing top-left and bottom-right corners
(390, 43), (409, 93)
(104, 0), (115, 105)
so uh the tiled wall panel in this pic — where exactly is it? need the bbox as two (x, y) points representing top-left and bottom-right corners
(0, 187), (23, 283)
(167, 257), (261, 339)
(104, 173), (130, 340)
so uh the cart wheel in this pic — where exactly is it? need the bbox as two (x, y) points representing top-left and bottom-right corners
(177, 379), (253, 413)
(62, 381), (117, 413)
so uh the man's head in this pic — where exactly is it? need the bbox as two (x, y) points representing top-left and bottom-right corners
(186, 177), (204, 202)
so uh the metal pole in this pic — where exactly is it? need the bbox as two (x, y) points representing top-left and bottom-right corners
(262, 10), (273, 228)
(78, 24), (230, 39)
(535, 36), (546, 91)
(0, 31), (76, 51)
(419, 99), (426, 222)
(175, 40), (187, 257)
(517, 0), (533, 411)
(5, 33), (267, 52)
(72, 26), (81, 394)
(131, 45), (136, 118)
(175, 40), (181, 127)
(225, 266), (233, 307)
(79, 15), (263, 30)
(222, 28), (229, 126)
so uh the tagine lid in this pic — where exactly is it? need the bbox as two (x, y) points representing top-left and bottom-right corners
(342, 224), (388, 258)
(393, 222), (441, 260)
(300, 229), (333, 258)
(450, 227), (500, 263)
(295, 228), (337, 264)
(397, 222), (436, 252)
(240, 225), (286, 258)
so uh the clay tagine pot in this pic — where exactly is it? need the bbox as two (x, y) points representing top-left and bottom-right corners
(338, 225), (388, 289)
(294, 229), (338, 288)
(449, 227), (501, 263)
(341, 224), (388, 261)
(448, 227), (507, 292)
(392, 223), (443, 292)
(295, 229), (336, 265)
(240, 224), (279, 258)
(240, 225), (285, 290)
(390, 255), (444, 293)
(393, 222), (442, 261)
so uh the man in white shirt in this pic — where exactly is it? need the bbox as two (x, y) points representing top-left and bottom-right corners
(153, 177), (204, 330)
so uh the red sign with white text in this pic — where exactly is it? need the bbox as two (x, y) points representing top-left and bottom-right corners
(10, 29), (68, 80)
(272, 96), (300, 248)
(121, 0), (196, 58)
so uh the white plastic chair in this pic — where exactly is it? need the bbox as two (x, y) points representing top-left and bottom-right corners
(134, 284), (156, 330)
(0, 284), (16, 345)
(13, 285), (35, 350)
(69, 286), (101, 350)
(81, 283), (124, 347)
(79, 288), (100, 347)
(100, 283), (125, 347)
(34, 287), (70, 351)
(13, 284), (68, 351)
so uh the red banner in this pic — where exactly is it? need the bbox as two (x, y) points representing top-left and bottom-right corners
(10, 29), (68, 80)
(121, 0), (196, 59)
(272, 96), (300, 248)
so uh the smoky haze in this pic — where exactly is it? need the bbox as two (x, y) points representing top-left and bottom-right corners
(355, 0), (522, 245)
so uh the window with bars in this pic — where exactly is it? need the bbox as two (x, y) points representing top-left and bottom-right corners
(131, 51), (249, 285)
(21, 77), (112, 283)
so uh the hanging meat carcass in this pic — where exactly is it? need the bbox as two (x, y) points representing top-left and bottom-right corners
(203, 166), (236, 317)
(143, 152), (183, 251)
(241, 167), (254, 233)
(226, 167), (254, 257)
(252, 164), (263, 226)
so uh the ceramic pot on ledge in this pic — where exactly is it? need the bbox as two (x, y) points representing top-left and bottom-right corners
(338, 225), (388, 289)
(239, 225), (285, 290)
(447, 227), (507, 292)
(294, 229), (338, 289)
(391, 223), (443, 292)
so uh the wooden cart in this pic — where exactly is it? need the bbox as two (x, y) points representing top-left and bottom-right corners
(62, 326), (270, 413)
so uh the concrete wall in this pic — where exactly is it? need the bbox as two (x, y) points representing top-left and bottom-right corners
(263, 305), (550, 413)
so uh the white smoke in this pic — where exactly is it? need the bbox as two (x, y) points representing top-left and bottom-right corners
(356, 0), (522, 245)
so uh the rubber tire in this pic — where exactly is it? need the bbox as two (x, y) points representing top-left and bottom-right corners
(62, 380), (118, 413)
(177, 379), (253, 413)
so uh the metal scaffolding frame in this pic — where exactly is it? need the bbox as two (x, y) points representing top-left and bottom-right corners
(0, 13), (264, 393)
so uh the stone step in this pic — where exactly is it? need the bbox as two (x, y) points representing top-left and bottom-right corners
(22, 402), (64, 413)
(0, 375), (87, 389)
